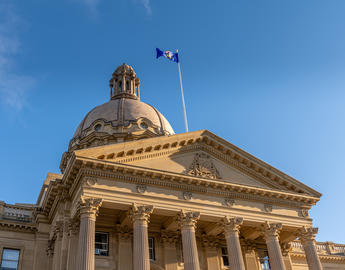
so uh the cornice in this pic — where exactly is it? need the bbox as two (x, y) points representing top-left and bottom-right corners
(0, 220), (37, 233)
(76, 130), (321, 197)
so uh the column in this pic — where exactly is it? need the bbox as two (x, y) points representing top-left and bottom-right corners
(66, 220), (79, 270)
(221, 217), (245, 270)
(178, 211), (201, 270)
(299, 227), (323, 270)
(76, 198), (102, 270)
(161, 230), (179, 270)
(263, 222), (286, 270)
(117, 225), (133, 270)
(130, 204), (154, 270)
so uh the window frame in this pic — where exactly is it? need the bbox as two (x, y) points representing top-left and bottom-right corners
(0, 248), (20, 270)
(220, 246), (230, 267)
(148, 237), (155, 261)
(95, 231), (109, 257)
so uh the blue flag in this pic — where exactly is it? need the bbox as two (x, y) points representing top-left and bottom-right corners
(156, 48), (179, 63)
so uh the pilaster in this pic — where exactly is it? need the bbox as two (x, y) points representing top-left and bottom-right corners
(117, 225), (133, 270)
(161, 230), (179, 270)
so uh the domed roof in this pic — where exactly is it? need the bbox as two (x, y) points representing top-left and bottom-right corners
(68, 64), (174, 152)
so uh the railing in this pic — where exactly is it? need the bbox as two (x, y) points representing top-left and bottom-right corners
(291, 241), (345, 256)
(0, 204), (34, 223)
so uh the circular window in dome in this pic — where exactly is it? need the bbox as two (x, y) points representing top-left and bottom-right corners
(140, 122), (148, 129)
(94, 124), (102, 131)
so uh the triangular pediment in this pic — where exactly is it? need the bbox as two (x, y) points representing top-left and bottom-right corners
(73, 130), (321, 197)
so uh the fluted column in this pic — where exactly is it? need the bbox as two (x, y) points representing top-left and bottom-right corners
(178, 211), (200, 270)
(130, 204), (154, 270)
(76, 198), (102, 270)
(299, 227), (323, 270)
(221, 217), (245, 270)
(263, 222), (286, 270)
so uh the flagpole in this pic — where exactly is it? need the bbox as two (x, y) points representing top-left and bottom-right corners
(176, 50), (189, 133)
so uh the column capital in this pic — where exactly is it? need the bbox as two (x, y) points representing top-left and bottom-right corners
(116, 225), (133, 240)
(78, 197), (102, 219)
(263, 222), (282, 239)
(178, 210), (200, 229)
(221, 216), (243, 234)
(299, 226), (318, 243)
(54, 220), (64, 239)
(201, 234), (220, 248)
(161, 230), (179, 244)
(68, 219), (80, 236)
(130, 204), (154, 223)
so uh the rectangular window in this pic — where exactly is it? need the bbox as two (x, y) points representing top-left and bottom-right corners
(95, 232), (109, 256)
(148, 237), (155, 261)
(260, 255), (271, 270)
(221, 246), (229, 267)
(1, 248), (20, 270)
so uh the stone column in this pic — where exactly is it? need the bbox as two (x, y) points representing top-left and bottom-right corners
(161, 230), (179, 270)
(299, 227), (323, 270)
(263, 222), (286, 270)
(221, 217), (245, 270)
(66, 220), (79, 270)
(130, 204), (154, 270)
(178, 211), (201, 270)
(76, 198), (102, 270)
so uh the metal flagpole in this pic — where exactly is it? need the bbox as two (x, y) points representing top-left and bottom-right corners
(176, 50), (189, 132)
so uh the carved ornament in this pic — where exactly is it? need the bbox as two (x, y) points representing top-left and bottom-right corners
(224, 198), (235, 207)
(264, 204), (272, 213)
(221, 217), (243, 234)
(136, 184), (147, 194)
(299, 226), (318, 243)
(201, 234), (220, 248)
(129, 203), (153, 223)
(185, 153), (221, 179)
(263, 222), (282, 239)
(78, 197), (102, 218)
(178, 210), (200, 229)
(117, 225), (133, 240)
(182, 191), (192, 201)
(161, 230), (179, 244)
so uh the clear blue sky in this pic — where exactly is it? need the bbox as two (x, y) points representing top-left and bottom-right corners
(0, 0), (344, 243)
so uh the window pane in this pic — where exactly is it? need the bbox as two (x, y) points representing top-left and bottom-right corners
(2, 250), (19, 261)
(2, 260), (19, 268)
(95, 232), (109, 256)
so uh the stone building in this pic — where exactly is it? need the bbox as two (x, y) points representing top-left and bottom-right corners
(0, 64), (344, 270)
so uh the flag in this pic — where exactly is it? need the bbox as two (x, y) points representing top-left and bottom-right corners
(156, 48), (179, 63)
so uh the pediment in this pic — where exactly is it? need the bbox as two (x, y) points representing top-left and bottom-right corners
(73, 130), (321, 197)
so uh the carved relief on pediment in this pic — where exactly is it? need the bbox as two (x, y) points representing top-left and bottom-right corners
(184, 153), (221, 179)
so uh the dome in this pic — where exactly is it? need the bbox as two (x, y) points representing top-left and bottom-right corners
(67, 63), (174, 152)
